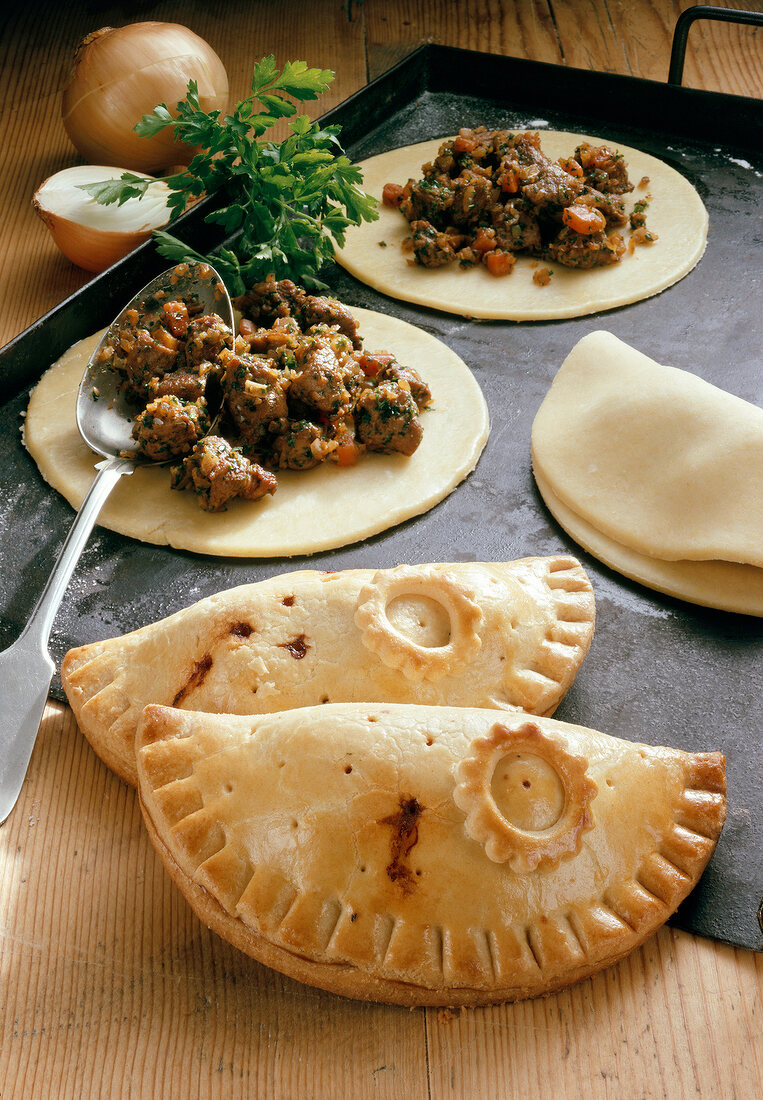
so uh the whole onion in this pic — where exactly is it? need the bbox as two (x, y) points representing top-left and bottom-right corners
(61, 22), (229, 172)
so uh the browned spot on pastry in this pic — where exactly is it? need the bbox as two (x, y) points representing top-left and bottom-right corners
(382, 796), (423, 894)
(172, 653), (213, 706)
(278, 634), (309, 659)
(229, 621), (253, 638)
(281, 595), (295, 607)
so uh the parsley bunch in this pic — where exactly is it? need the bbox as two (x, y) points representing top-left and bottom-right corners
(82, 57), (378, 295)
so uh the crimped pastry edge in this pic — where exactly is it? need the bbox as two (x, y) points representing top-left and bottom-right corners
(140, 798), (690, 1008)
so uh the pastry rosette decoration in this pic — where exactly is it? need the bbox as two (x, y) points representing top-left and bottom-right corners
(453, 720), (597, 871)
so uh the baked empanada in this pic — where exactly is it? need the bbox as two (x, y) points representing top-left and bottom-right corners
(136, 702), (726, 1006)
(62, 557), (595, 786)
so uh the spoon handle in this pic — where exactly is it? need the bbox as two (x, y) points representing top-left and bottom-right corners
(0, 455), (134, 825)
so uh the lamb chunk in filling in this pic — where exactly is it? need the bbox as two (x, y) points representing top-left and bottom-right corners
(547, 226), (625, 268)
(375, 360), (432, 411)
(110, 321), (179, 399)
(185, 313), (231, 368)
(289, 338), (355, 417)
(171, 436), (277, 512)
(221, 349), (290, 447)
(234, 276), (361, 349)
(148, 360), (216, 403)
(355, 382), (423, 455)
(574, 142), (635, 196)
(271, 420), (334, 470)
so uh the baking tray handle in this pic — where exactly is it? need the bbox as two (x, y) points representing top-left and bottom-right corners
(669, 5), (763, 86)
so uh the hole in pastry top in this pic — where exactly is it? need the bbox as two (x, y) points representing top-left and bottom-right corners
(490, 752), (566, 832)
(385, 594), (452, 649)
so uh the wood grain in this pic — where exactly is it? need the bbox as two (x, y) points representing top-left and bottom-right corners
(363, 0), (763, 92)
(363, 0), (563, 80)
(1, 3), (762, 1098)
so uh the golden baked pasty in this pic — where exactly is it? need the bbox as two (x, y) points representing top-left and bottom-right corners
(136, 702), (726, 1006)
(62, 557), (595, 786)
(532, 331), (763, 614)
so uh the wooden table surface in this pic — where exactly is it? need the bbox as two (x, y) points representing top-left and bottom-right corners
(1, 3), (762, 1097)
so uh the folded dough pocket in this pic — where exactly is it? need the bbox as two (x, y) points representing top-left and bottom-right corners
(62, 557), (595, 786)
(135, 702), (726, 1006)
(531, 332), (763, 615)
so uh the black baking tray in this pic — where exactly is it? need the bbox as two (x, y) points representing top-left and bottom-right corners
(1, 46), (761, 951)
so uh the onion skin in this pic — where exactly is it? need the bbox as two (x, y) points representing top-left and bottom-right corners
(33, 206), (154, 273)
(62, 22), (229, 172)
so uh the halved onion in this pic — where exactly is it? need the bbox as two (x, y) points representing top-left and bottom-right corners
(33, 165), (172, 273)
(62, 23), (229, 172)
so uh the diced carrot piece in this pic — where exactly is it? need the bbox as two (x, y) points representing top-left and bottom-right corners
(453, 136), (477, 154)
(382, 183), (405, 207)
(588, 145), (616, 169)
(472, 228), (497, 253)
(501, 169), (520, 193)
(154, 326), (179, 351)
(358, 351), (395, 377)
(485, 250), (516, 277)
(562, 204), (607, 235)
(163, 300), (189, 337)
(558, 157), (584, 178)
(333, 441), (361, 467)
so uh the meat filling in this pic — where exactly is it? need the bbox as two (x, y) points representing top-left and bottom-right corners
(96, 271), (431, 511)
(235, 276), (362, 348)
(132, 395), (211, 460)
(386, 128), (646, 273)
(234, 279), (431, 468)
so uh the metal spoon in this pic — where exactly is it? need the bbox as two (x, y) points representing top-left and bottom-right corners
(0, 261), (234, 824)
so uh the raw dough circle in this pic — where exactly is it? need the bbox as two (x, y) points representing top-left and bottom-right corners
(336, 132), (708, 320)
(24, 308), (489, 558)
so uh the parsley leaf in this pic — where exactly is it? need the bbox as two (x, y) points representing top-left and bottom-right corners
(83, 173), (155, 206)
(80, 56), (377, 295)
